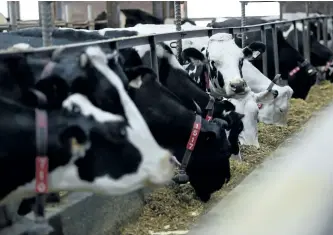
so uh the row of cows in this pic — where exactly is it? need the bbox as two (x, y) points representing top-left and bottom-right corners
(1, 9), (333, 233)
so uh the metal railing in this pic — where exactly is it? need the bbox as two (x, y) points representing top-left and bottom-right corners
(1, 15), (332, 80)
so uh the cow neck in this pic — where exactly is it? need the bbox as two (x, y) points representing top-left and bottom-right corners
(173, 114), (202, 184)
(288, 60), (309, 78)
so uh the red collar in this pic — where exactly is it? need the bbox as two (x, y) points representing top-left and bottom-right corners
(173, 115), (202, 184)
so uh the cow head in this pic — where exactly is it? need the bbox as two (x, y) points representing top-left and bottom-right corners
(182, 33), (266, 98)
(123, 63), (232, 202)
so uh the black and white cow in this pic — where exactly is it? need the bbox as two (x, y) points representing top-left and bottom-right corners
(0, 31), (237, 202)
(209, 18), (317, 100)
(282, 21), (333, 82)
(0, 44), (178, 199)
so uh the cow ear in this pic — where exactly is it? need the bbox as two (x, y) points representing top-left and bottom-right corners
(181, 47), (206, 63)
(243, 41), (266, 59)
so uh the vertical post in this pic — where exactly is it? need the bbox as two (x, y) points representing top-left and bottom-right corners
(164, 1), (170, 18)
(64, 4), (72, 28)
(260, 26), (268, 76)
(323, 18), (328, 47)
(272, 25), (280, 75)
(14, 1), (20, 21)
(87, 5), (94, 30)
(148, 36), (159, 81)
(38, 1), (43, 26)
(241, 1), (247, 48)
(55, 1), (63, 21)
(331, 16), (333, 50)
(8, 1), (17, 31)
(40, 1), (53, 47)
(153, 1), (164, 19)
(106, 1), (120, 28)
(279, 2), (283, 21)
(293, 21), (299, 49)
(302, 19), (311, 63)
(183, 1), (188, 18)
(174, 1), (182, 63)
(316, 19), (321, 41)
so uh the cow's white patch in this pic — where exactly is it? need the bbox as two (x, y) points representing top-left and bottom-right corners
(84, 46), (175, 188)
(62, 93), (124, 122)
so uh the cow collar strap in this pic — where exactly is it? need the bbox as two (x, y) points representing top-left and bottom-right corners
(25, 90), (54, 235)
(173, 114), (202, 184)
(205, 96), (215, 121)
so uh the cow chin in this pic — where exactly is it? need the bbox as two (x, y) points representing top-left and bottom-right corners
(225, 84), (250, 98)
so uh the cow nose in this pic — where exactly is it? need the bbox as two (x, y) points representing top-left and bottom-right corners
(230, 79), (247, 93)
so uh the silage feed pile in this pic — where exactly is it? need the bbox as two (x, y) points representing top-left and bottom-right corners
(120, 81), (333, 235)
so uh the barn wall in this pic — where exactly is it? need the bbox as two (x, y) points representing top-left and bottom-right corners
(283, 1), (333, 15)
(59, 1), (155, 22)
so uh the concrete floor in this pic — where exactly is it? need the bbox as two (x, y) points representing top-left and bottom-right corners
(187, 102), (333, 235)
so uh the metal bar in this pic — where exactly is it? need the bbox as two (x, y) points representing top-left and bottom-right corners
(40, 1), (53, 47)
(272, 25), (279, 75)
(153, 1), (164, 19)
(323, 18), (328, 47)
(260, 26), (268, 76)
(14, 1), (20, 21)
(174, 1), (182, 63)
(164, 1), (170, 18)
(331, 16), (333, 50)
(293, 21), (299, 49)
(87, 5), (94, 30)
(279, 2), (283, 21)
(106, 1), (120, 28)
(148, 36), (159, 81)
(2, 16), (333, 56)
(305, 1), (310, 17)
(302, 19), (311, 63)
(183, 1), (188, 18)
(64, 4), (72, 28)
(316, 19), (321, 42)
(241, 2), (247, 48)
(55, 1), (63, 21)
(8, 1), (17, 31)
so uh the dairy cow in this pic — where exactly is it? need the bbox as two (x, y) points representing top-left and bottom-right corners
(209, 18), (316, 100)
(0, 31), (236, 202)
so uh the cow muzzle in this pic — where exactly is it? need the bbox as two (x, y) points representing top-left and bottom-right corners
(145, 152), (176, 188)
(230, 79), (247, 93)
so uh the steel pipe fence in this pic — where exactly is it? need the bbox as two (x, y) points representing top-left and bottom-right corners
(1, 15), (332, 79)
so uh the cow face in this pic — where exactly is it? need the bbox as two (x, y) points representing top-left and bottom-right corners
(182, 33), (266, 98)
(206, 33), (266, 97)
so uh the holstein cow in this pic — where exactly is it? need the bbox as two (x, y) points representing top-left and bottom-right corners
(0, 45), (177, 195)
(282, 22), (333, 82)
(118, 24), (293, 128)
(0, 92), (162, 204)
(0, 33), (235, 202)
(261, 14), (333, 82)
(209, 18), (317, 100)
(93, 9), (196, 29)
(6, 27), (245, 153)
